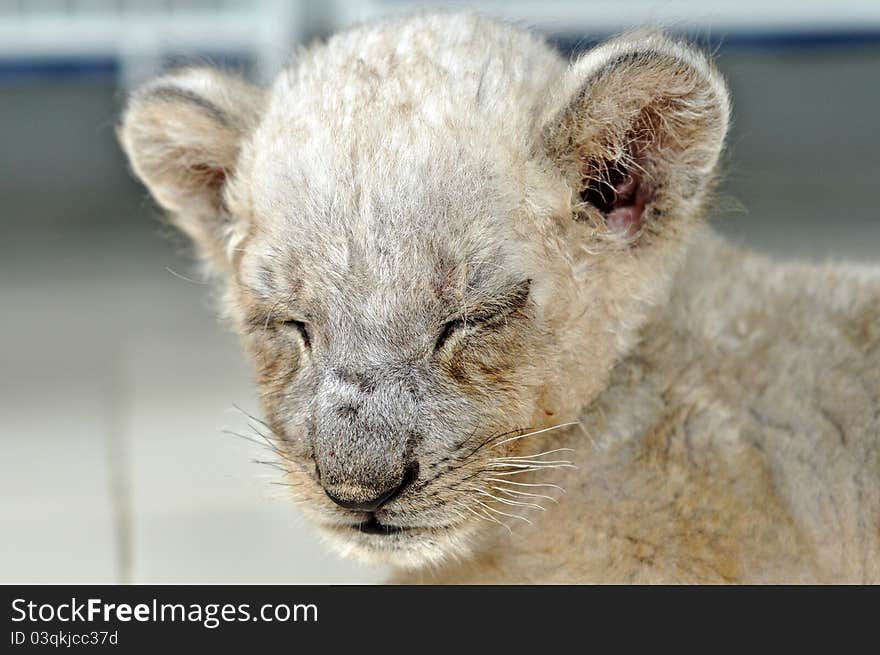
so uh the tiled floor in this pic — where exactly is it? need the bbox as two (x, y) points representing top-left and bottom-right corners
(0, 230), (385, 583)
(1, 46), (877, 584)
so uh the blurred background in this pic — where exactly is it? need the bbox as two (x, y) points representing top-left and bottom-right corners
(1, 0), (878, 584)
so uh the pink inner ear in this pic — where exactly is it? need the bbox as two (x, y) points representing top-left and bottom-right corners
(605, 172), (651, 237)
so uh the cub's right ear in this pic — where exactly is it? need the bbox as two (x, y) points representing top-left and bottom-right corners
(118, 68), (265, 270)
(542, 33), (729, 245)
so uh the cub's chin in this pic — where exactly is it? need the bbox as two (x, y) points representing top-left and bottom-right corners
(315, 521), (480, 569)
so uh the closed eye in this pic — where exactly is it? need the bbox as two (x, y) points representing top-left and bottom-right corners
(434, 319), (463, 353)
(280, 319), (311, 349)
(433, 279), (532, 354)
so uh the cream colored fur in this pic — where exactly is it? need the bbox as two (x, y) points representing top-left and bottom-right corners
(119, 12), (879, 583)
(400, 235), (880, 583)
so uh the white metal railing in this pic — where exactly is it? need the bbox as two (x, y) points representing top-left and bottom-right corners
(325, 0), (880, 36)
(0, 0), (303, 85)
(1, 0), (879, 85)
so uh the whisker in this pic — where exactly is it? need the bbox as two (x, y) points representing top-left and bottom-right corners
(486, 460), (575, 468)
(576, 421), (599, 450)
(491, 486), (558, 503)
(244, 420), (282, 448)
(441, 501), (468, 525)
(489, 465), (577, 476)
(468, 488), (545, 511)
(164, 266), (207, 285)
(222, 428), (284, 457)
(497, 448), (575, 460)
(475, 500), (532, 525)
(230, 403), (279, 435)
(492, 422), (579, 447)
(489, 456), (574, 464)
(252, 459), (292, 474)
(460, 500), (512, 533)
(457, 425), (529, 463)
(485, 478), (566, 492)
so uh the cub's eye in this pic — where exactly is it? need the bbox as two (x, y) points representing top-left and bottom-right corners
(432, 280), (532, 354)
(434, 319), (463, 353)
(280, 319), (311, 349)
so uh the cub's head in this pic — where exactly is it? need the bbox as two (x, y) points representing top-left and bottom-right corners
(120, 29), (728, 567)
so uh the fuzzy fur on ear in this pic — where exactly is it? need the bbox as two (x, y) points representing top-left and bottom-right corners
(543, 33), (730, 244)
(118, 68), (265, 270)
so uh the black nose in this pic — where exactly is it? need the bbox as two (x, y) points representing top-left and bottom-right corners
(324, 464), (418, 512)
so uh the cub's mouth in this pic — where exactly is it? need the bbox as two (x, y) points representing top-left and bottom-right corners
(350, 515), (409, 535)
(330, 512), (450, 538)
(316, 511), (474, 567)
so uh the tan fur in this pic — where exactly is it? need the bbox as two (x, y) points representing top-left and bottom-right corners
(397, 234), (880, 583)
(119, 12), (879, 583)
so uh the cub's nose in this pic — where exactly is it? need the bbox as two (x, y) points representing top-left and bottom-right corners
(323, 464), (419, 512)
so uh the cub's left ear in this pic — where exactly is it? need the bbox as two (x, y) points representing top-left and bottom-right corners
(543, 33), (730, 241)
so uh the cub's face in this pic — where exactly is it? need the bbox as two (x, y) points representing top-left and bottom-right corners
(227, 132), (573, 565)
(120, 30), (728, 566)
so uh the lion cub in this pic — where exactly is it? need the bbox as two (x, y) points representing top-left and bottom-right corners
(119, 12), (879, 583)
